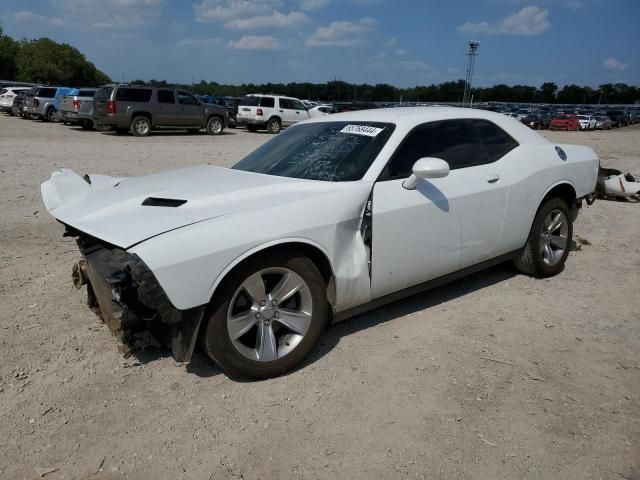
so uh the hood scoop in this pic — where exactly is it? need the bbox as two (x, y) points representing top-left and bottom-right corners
(142, 197), (187, 207)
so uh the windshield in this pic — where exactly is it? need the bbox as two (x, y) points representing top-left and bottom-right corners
(233, 121), (395, 181)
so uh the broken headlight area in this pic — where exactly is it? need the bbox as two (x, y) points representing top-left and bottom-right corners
(68, 228), (205, 363)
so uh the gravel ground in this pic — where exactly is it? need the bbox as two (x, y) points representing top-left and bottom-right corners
(0, 115), (638, 480)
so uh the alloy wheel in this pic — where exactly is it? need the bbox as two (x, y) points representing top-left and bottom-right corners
(227, 267), (313, 362)
(539, 209), (569, 266)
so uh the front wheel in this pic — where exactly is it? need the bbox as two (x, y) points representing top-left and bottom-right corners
(514, 198), (573, 277)
(203, 252), (328, 379)
(206, 116), (223, 135)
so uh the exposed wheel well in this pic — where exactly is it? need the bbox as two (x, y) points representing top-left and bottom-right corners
(268, 116), (281, 124)
(208, 114), (223, 122)
(542, 183), (576, 208)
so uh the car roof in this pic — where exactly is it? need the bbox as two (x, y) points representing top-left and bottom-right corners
(303, 107), (550, 145)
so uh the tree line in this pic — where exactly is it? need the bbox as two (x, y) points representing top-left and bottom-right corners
(0, 25), (110, 86)
(135, 79), (638, 105)
(1, 25), (637, 104)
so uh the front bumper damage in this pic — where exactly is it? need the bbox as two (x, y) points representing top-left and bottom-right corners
(72, 230), (206, 363)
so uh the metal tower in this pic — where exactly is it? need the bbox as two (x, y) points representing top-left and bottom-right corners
(462, 40), (480, 107)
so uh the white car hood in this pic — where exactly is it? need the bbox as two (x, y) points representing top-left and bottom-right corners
(42, 165), (341, 249)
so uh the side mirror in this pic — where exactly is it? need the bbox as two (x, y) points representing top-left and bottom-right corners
(402, 157), (450, 190)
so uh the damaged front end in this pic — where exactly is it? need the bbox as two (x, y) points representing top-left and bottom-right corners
(70, 229), (206, 363)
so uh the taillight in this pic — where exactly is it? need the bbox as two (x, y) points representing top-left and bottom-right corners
(73, 99), (81, 110)
(34, 98), (40, 107)
(256, 108), (263, 116)
(107, 100), (116, 114)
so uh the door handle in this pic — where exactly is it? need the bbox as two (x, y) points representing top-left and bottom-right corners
(486, 174), (500, 183)
(279, 110), (284, 113)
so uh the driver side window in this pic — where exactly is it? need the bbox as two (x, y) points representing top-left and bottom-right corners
(177, 91), (198, 106)
(381, 122), (444, 179)
(380, 119), (489, 180)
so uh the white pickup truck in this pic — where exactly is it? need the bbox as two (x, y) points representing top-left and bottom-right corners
(60, 88), (98, 129)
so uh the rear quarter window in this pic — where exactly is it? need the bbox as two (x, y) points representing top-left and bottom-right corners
(260, 97), (275, 108)
(115, 88), (152, 102)
(471, 119), (519, 162)
(78, 90), (96, 97)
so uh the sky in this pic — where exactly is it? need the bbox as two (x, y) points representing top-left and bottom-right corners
(1, 0), (638, 88)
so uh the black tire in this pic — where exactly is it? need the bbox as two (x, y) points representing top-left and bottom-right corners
(267, 118), (281, 134)
(131, 116), (151, 137)
(206, 116), (224, 135)
(80, 120), (93, 130)
(246, 125), (259, 133)
(46, 108), (59, 122)
(203, 252), (328, 380)
(514, 198), (573, 277)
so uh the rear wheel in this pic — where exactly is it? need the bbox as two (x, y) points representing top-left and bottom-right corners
(131, 116), (151, 137)
(80, 120), (93, 130)
(203, 252), (328, 379)
(46, 108), (59, 122)
(267, 118), (281, 134)
(514, 198), (573, 277)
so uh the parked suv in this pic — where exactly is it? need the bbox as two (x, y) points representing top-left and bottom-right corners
(0, 86), (30, 113)
(236, 94), (309, 134)
(93, 85), (228, 137)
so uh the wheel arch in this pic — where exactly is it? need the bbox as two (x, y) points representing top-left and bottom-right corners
(130, 111), (152, 124)
(267, 115), (281, 124)
(208, 239), (336, 309)
(538, 181), (577, 209)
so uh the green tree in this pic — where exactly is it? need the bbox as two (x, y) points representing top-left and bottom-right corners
(0, 24), (19, 79)
(15, 37), (110, 85)
(539, 82), (558, 103)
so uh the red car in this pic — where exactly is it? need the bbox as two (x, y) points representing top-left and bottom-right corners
(549, 114), (580, 131)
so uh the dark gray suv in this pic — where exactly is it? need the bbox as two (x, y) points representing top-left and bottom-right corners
(93, 85), (228, 136)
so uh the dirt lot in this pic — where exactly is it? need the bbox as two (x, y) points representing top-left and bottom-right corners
(0, 115), (638, 480)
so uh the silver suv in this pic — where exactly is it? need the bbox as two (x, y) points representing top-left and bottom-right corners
(93, 85), (228, 137)
(236, 94), (310, 134)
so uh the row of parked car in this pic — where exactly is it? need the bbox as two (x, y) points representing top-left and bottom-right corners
(0, 83), (336, 136)
(497, 106), (640, 132)
(2, 82), (638, 137)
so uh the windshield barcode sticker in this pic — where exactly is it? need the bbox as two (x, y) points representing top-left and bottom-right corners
(339, 125), (383, 137)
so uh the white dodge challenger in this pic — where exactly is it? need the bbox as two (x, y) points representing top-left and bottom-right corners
(42, 108), (599, 379)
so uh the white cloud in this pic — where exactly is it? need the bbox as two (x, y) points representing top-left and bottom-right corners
(13, 11), (65, 27)
(306, 17), (377, 47)
(193, 0), (281, 22)
(603, 58), (628, 71)
(226, 35), (279, 50)
(458, 6), (550, 36)
(179, 37), (223, 47)
(395, 49), (407, 56)
(383, 37), (398, 48)
(226, 10), (309, 29)
(299, 0), (330, 10)
(47, 0), (165, 29)
(353, 0), (383, 5)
